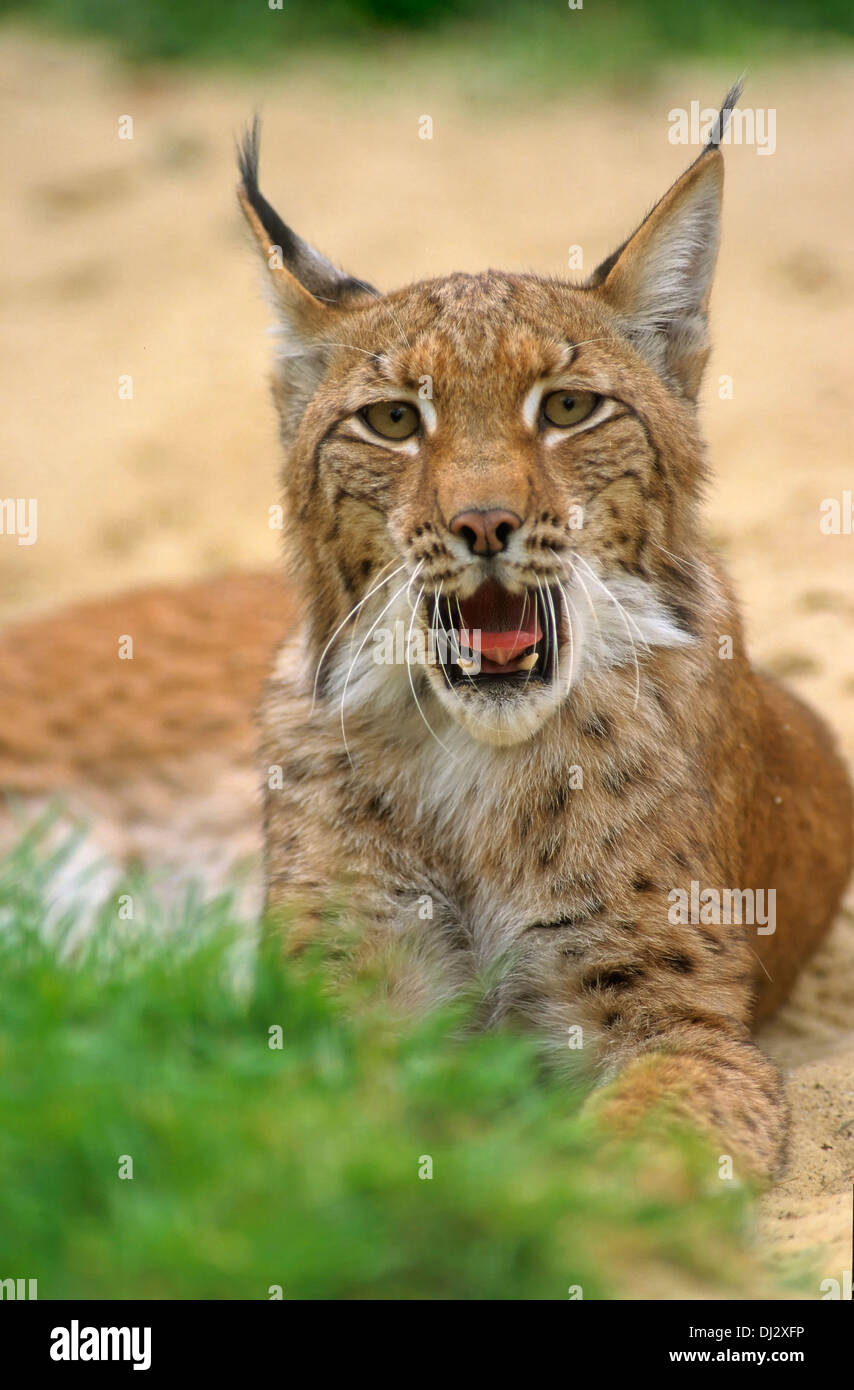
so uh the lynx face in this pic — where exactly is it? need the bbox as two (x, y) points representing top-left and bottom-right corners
(239, 114), (723, 745)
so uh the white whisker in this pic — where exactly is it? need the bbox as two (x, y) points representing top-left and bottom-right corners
(338, 576), (413, 764)
(574, 554), (644, 708)
(540, 576), (561, 690)
(653, 541), (708, 582)
(565, 553), (603, 652)
(311, 559), (408, 709)
(553, 577), (577, 697)
(450, 592), (482, 689)
(406, 583), (454, 755)
(405, 561), (425, 615)
(575, 554), (652, 651)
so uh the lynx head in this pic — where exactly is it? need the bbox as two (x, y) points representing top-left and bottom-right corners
(239, 87), (739, 748)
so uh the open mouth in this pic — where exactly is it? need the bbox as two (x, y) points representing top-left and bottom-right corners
(428, 579), (563, 687)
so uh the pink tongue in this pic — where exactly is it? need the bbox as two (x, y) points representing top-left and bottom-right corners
(458, 582), (542, 666)
(468, 628), (541, 664)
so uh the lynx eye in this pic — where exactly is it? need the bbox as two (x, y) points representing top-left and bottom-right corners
(362, 400), (420, 440)
(541, 389), (599, 428)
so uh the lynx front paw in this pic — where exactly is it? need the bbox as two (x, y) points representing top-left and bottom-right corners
(586, 1044), (787, 1183)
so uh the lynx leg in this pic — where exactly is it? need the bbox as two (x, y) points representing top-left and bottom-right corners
(515, 907), (789, 1181)
(587, 1026), (787, 1180)
(265, 870), (471, 1017)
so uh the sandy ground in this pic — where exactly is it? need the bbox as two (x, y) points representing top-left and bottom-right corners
(1, 27), (853, 1294)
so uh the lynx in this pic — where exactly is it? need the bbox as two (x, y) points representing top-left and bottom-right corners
(238, 85), (851, 1178)
(1, 86), (850, 1178)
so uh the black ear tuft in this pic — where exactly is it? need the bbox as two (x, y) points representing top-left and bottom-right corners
(705, 77), (745, 150)
(237, 116), (303, 271)
(236, 114), (261, 196)
(236, 115), (378, 304)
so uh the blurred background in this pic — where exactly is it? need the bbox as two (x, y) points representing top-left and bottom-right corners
(2, 1), (853, 739)
(1, 0), (853, 1294)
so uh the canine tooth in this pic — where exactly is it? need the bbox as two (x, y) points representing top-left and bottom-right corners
(457, 658), (477, 671)
(517, 652), (539, 670)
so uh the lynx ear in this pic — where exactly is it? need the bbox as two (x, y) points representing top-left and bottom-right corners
(587, 83), (742, 399)
(236, 117), (377, 335)
(237, 119), (378, 434)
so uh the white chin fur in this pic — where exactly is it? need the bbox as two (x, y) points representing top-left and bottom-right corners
(429, 674), (565, 747)
(329, 565), (695, 746)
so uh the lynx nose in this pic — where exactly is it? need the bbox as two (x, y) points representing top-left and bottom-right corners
(449, 508), (522, 556)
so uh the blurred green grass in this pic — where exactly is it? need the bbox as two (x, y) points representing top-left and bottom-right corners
(3, 0), (853, 83)
(0, 819), (806, 1300)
